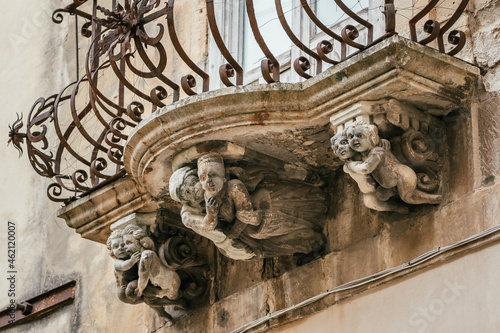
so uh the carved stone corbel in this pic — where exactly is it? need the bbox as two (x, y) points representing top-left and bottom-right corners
(168, 142), (327, 260)
(107, 213), (209, 326)
(330, 99), (444, 213)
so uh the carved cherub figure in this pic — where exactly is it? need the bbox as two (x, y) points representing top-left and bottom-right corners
(121, 224), (182, 300)
(197, 153), (260, 240)
(345, 121), (441, 205)
(169, 166), (255, 260)
(331, 131), (408, 213)
(107, 230), (142, 304)
(107, 226), (185, 326)
(172, 159), (325, 259)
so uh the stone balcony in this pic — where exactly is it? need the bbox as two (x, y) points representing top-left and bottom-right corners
(59, 36), (478, 242)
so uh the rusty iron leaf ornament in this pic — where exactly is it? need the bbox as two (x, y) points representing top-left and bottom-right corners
(95, 0), (162, 56)
(8, 113), (27, 158)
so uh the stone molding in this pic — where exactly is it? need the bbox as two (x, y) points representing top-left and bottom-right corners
(57, 176), (159, 244)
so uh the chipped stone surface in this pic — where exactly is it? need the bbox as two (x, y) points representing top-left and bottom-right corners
(477, 90), (500, 182)
(57, 176), (159, 244)
(471, 0), (500, 69)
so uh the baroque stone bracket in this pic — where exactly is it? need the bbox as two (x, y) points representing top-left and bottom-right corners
(167, 142), (327, 260)
(107, 212), (210, 326)
(330, 99), (445, 212)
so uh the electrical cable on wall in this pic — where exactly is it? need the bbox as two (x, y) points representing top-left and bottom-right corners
(232, 223), (500, 333)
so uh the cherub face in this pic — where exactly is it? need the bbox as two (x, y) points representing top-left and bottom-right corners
(180, 174), (204, 204)
(347, 126), (373, 152)
(198, 162), (226, 197)
(332, 133), (355, 160)
(111, 237), (128, 259)
(123, 234), (141, 255)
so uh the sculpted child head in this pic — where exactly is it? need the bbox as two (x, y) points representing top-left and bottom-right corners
(345, 120), (380, 153)
(197, 153), (227, 197)
(331, 131), (356, 160)
(169, 166), (204, 204)
(121, 224), (154, 255)
(107, 230), (127, 260)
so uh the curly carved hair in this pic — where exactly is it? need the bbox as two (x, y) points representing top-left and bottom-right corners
(345, 120), (380, 148)
(106, 229), (123, 259)
(122, 224), (155, 251)
(330, 131), (348, 152)
(169, 166), (198, 203)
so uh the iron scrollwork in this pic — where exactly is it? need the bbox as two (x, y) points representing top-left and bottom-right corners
(9, 0), (472, 202)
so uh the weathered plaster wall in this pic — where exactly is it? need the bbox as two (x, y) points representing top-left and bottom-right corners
(0, 1), (145, 332)
(270, 238), (500, 333)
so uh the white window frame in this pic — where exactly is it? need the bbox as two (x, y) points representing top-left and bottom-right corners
(208, 0), (381, 88)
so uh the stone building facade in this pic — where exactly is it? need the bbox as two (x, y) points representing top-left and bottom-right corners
(1, 0), (500, 332)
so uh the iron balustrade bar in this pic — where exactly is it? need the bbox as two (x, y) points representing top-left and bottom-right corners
(167, 0), (210, 95)
(206, 0), (244, 86)
(245, 0), (281, 83)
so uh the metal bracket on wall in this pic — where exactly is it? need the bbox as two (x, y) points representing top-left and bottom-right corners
(0, 281), (76, 330)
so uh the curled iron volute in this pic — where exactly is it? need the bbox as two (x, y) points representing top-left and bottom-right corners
(419, 19), (441, 45)
(261, 58), (278, 84)
(219, 63), (236, 87)
(47, 183), (67, 202)
(293, 56), (312, 79)
(181, 75), (197, 96)
(52, 10), (65, 24)
(150, 86), (168, 107)
(341, 25), (364, 49)
(107, 147), (124, 165)
(316, 40), (338, 65)
(90, 157), (109, 179)
(109, 117), (128, 140)
(126, 102), (145, 123)
(447, 30), (466, 56)
(81, 21), (93, 38)
(71, 169), (90, 191)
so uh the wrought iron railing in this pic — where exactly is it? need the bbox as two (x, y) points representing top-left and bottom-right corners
(8, 0), (471, 203)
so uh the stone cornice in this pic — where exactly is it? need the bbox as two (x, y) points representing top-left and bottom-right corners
(57, 176), (159, 243)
